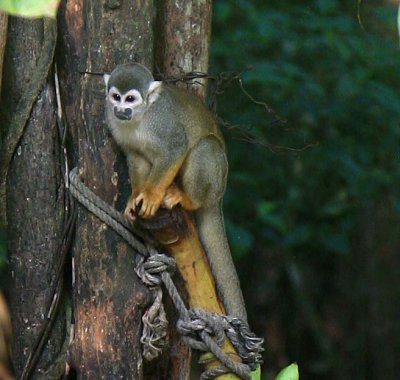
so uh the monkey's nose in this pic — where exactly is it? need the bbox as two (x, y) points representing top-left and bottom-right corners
(114, 107), (132, 120)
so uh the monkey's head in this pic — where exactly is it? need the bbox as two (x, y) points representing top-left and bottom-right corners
(104, 63), (161, 122)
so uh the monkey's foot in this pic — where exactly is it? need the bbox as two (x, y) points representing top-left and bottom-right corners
(163, 184), (200, 210)
(135, 188), (164, 218)
(163, 184), (183, 209)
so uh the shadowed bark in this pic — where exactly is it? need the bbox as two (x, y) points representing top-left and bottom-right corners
(2, 17), (66, 378)
(0, 12), (7, 91)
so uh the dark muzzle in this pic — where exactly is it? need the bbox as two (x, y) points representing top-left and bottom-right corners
(114, 107), (132, 121)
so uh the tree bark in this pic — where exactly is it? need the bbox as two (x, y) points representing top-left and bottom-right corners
(155, 0), (213, 98)
(56, 0), (155, 378)
(0, 12), (7, 92)
(2, 17), (66, 378)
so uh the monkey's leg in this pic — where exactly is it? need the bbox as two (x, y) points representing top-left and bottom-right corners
(163, 135), (226, 211)
(178, 136), (227, 208)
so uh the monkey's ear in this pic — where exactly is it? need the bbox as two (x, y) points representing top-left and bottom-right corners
(148, 81), (162, 104)
(103, 74), (110, 89)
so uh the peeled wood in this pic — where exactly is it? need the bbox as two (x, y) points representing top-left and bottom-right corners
(141, 208), (243, 380)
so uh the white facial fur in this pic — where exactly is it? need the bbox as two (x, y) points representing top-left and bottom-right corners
(103, 69), (162, 126)
(108, 86), (144, 109)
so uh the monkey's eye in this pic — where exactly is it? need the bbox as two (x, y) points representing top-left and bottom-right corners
(112, 93), (121, 101)
(126, 95), (136, 103)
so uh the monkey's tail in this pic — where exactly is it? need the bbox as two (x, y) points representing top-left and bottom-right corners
(195, 205), (247, 322)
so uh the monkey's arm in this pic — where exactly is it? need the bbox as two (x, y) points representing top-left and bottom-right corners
(125, 123), (188, 219)
(134, 154), (185, 218)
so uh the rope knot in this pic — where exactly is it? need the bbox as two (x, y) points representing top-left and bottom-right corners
(177, 308), (225, 351)
(224, 316), (264, 371)
(135, 252), (176, 287)
(140, 288), (169, 361)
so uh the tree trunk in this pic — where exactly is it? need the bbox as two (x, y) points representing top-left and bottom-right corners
(56, 0), (160, 378)
(155, 0), (213, 98)
(1, 17), (66, 378)
(0, 11), (7, 92)
(1, 0), (214, 378)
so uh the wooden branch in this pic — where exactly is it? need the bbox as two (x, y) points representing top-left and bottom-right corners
(138, 207), (243, 379)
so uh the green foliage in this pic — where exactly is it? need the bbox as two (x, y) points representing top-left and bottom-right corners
(212, 0), (400, 375)
(275, 363), (299, 380)
(250, 365), (261, 380)
(0, 0), (60, 17)
(213, 0), (400, 260)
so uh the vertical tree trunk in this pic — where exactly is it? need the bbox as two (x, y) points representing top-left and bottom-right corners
(153, 1), (216, 378)
(1, 17), (66, 378)
(155, 0), (213, 98)
(56, 0), (154, 377)
(0, 12), (7, 92)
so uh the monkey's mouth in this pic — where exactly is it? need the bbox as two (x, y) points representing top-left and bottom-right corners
(114, 107), (132, 121)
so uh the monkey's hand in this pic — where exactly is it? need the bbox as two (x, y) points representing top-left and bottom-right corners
(134, 187), (165, 219)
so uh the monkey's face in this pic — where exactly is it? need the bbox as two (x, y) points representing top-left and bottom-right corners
(107, 86), (144, 121)
(104, 64), (162, 125)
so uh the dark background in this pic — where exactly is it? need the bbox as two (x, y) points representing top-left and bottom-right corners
(210, 1), (400, 379)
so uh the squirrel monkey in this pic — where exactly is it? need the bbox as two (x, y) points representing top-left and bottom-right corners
(104, 63), (247, 322)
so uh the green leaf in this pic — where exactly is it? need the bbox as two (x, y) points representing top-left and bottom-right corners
(275, 363), (299, 380)
(0, 0), (60, 17)
(250, 365), (261, 380)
